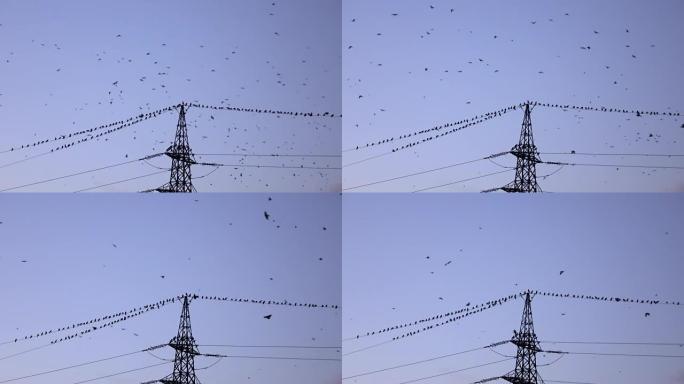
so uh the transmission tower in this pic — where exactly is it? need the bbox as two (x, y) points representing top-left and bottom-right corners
(157, 103), (196, 192)
(160, 295), (201, 384)
(502, 102), (542, 193)
(502, 291), (544, 384)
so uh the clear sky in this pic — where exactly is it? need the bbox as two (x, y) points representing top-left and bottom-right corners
(342, 0), (684, 192)
(0, 0), (341, 192)
(0, 193), (341, 383)
(343, 193), (684, 383)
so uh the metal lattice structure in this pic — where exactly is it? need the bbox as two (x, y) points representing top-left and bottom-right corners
(157, 103), (196, 193)
(160, 295), (201, 384)
(503, 291), (544, 384)
(502, 103), (542, 193)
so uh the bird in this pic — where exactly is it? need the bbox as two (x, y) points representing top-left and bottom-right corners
(644, 312), (650, 317)
(263, 314), (272, 319)
(112, 243), (117, 248)
(559, 270), (565, 275)
(264, 211), (270, 220)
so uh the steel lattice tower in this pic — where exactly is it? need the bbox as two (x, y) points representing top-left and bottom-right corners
(157, 103), (196, 193)
(160, 295), (201, 384)
(502, 103), (542, 193)
(503, 291), (544, 384)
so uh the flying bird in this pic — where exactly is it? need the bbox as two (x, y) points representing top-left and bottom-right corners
(263, 314), (272, 320)
(264, 211), (270, 220)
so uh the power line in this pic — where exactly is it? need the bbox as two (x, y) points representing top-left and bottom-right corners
(74, 170), (168, 192)
(0, 150), (53, 170)
(194, 153), (340, 158)
(71, 361), (171, 384)
(540, 151), (684, 157)
(395, 358), (514, 384)
(413, 169), (514, 192)
(552, 351), (684, 358)
(0, 344), (51, 362)
(0, 154), (163, 192)
(540, 340), (684, 347)
(215, 355), (340, 361)
(197, 344), (340, 349)
(0, 346), (159, 383)
(343, 152), (509, 191)
(342, 151), (394, 168)
(343, 342), (505, 380)
(193, 161), (341, 170)
(343, 339), (396, 356)
(541, 161), (684, 170)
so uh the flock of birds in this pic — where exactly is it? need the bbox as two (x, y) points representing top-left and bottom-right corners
(0, 1), (340, 192)
(2, 194), (338, 354)
(344, 2), (682, 191)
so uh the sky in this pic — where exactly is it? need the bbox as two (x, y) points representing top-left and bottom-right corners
(343, 193), (684, 384)
(0, 193), (341, 383)
(0, 0), (341, 192)
(342, 0), (684, 192)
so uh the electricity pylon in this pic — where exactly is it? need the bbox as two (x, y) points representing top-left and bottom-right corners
(502, 291), (544, 384)
(157, 103), (196, 192)
(160, 295), (201, 384)
(502, 102), (542, 193)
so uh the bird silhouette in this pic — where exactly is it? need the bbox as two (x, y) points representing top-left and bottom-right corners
(263, 314), (272, 319)
(264, 211), (270, 220)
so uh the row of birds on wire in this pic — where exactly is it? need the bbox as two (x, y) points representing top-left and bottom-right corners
(3, 105), (178, 154)
(3, 293), (340, 347)
(347, 289), (681, 343)
(347, 100), (682, 157)
(195, 294), (341, 309)
(49, 306), (157, 345)
(390, 303), (506, 342)
(188, 103), (342, 118)
(391, 114), (496, 154)
(347, 103), (523, 152)
(534, 289), (681, 306)
(2, 101), (343, 157)
(5, 296), (179, 345)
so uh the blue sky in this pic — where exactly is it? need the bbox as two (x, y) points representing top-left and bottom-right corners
(0, 193), (341, 383)
(342, 0), (684, 192)
(0, 0), (341, 192)
(343, 193), (684, 383)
